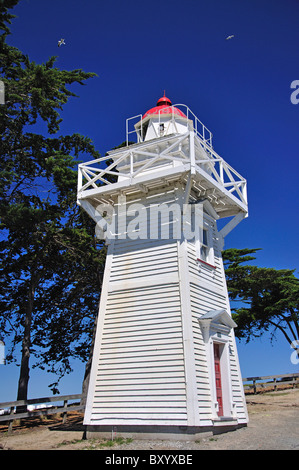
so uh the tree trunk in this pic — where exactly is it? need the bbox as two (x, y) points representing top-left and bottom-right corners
(16, 276), (37, 411)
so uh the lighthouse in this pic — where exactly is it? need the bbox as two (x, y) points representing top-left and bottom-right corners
(77, 94), (249, 439)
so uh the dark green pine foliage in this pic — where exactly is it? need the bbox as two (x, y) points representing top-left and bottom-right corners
(0, 0), (105, 399)
(0, 0), (19, 34)
(223, 248), (299, 361)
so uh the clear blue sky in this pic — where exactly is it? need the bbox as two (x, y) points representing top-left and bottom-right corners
(1, 0), (299, 402)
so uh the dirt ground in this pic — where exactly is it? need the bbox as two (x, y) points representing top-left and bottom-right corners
(1, 388), (299, 450)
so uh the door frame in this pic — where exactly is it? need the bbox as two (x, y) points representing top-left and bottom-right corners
(198, 310), (237, 420)
(209, 337), (234, 419)
(213, 342), (224, 417)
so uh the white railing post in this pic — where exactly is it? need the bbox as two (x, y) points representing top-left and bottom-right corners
(219, 160), (224, 184)
(189, 131), (196, 175)
(77, 164), (83, 194)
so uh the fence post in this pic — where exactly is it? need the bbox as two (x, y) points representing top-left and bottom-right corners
(253, 379), (256, 394)
(62, 399), (68, 424)
(8, 407), (14, 433)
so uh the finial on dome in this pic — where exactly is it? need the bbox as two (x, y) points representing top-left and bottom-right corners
(156, 91), (172, 107)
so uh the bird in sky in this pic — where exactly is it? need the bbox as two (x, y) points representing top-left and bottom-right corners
(226, 35), (235, 40)
(58, 38), (66, 47)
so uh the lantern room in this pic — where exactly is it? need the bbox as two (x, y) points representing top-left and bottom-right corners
(134, 93), (193, 141)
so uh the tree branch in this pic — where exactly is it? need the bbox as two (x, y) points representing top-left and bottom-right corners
(267, 319), (294, 346)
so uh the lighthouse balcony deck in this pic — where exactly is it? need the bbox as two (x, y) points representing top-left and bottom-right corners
(78, 130), (248, 218)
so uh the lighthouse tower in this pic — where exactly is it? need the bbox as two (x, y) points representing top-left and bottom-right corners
(77, 94), (249, 439)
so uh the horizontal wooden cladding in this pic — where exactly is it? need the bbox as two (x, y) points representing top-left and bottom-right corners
(189, 283), (227, 313)
(110, 239), (178, 282)
(111, 249), (176, 268)
(105, 296), (180, 315)
(100, 331), (183, 346)
(98, 357), (185, 370)
(105, 298), (181, 314)
(101, 321), (182, 336)
(110, 259), (178, 277)
(91, 406), (188, 416)
(106, 284), (180, 304)
(103, 310), (181, 327)
(89, 279), (187, 424)
(101, 348), (183, 364)
(96, 362), (185, 375)
(90, 414), (188, 423)
(95, 371), (185, 384)
(107, 274), (179, 293)
(90, 412), (187, 418)
(95, 374), (186, 385)
(112, 238), (177, 257)
(102, 319), (182, 336)
(100, 336), (183, 352)
(110, 265), (178, 281)
(94, 388), (186, 397)
(102, 284), (182, 339)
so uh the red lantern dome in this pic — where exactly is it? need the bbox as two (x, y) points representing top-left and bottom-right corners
(142, 93), (187, 119)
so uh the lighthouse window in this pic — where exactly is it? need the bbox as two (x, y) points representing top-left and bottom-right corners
(203, 228), (208, 246)
(196, 222), (215, 268)
(201, 228), (209, 261)
(159, 123), (165, 136)
(141, 122), (149, 140)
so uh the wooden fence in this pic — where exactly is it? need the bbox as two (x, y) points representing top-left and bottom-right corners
(243, 373), (299, 394)
(1, 373), (298, 432)
(0, 393), (84, 432)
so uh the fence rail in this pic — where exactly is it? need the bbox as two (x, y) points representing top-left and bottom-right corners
(243, 373), (299, 394)
(0, 393), (84, 432)
(1, 373), (298, 432)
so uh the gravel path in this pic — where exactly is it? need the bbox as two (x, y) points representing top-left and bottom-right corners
(1, 388), (299, 450)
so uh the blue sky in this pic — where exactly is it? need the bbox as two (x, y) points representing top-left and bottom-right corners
(0, 0), (299, 402)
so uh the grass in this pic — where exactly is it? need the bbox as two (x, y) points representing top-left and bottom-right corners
(84, 437), (133, 450)
(56, 438), (85, 448)
(56, 436), (133, 449)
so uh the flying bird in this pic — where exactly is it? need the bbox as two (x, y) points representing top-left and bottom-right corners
(226, 35), (235, 40)
(58, 38), (66, 47)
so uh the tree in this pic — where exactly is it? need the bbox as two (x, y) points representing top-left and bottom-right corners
(0, 0), (19, 34)
(0, 0), (105, 400)
(223, 248), (299, 362)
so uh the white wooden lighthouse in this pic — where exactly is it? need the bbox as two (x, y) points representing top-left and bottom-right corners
(77, 94), (249, 439)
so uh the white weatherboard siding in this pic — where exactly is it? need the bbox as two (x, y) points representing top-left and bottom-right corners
(84, 188), (248, 428)
(84, 233), (190, 426)
(187, 222), (248, 424)
(92, 285), (188, 425)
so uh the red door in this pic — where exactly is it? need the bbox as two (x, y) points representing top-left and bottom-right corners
(213, 343), (224, 417)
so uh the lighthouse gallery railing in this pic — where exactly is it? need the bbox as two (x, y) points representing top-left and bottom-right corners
(78, 107), (247, 210)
